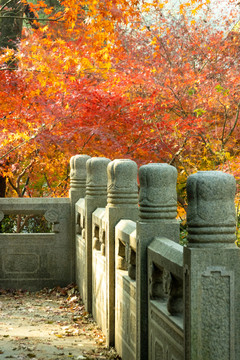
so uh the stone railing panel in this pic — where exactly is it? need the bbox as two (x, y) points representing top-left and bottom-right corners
(92, 208), (107, 334)
(75, 198), (86, 303)
(0, 198), (72, 291)
(148, 237), (184, 360)
(115, 220), (137, 360)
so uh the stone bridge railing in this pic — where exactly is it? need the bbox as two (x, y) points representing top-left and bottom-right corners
(0, 197), (73, 290)
(71, 155), (240, 360)
(1, 154), (240, 360)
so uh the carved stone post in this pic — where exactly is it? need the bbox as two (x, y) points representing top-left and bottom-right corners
(69, 155), (91, 282)
(184, 171), (240, 360)
(69, 155), (91, 204)
(136, 164), (179, 360)
(85, 157), (111, 313)
(106, 159), (139, 346)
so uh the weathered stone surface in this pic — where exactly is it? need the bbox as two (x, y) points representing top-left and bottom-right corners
(106, 159), (139, 346)
(148, 236), (184, 360)
(139, 163), (177, 221)
(115, 219), (137, 360)
(149, 301), (184, 360)
(137, 163), (179, 360)
(184, 170), (240, 360)
(187, 171), (236, 244)
(69, 154), (91, 203)
(84, 157), (110, 312)
(92, 208), (107, 334)
(75, 199), (86, 303)
(86, 157), (111, 197)
(0, 198), (72, 290)
(69, 155), (91, 282)
(107, 159), (138, 206)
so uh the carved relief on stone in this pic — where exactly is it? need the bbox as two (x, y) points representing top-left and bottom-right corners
(116, 239), (128, 270)
(93, 224), (100, 250)
(44, 209), (59, 223)
(100, 228), (106, 255)
(149, 263), (165, 300)
(199, 267), (233, 359)
(128, 247), (136, 280)
(76, 212), (81, 235)
(165, 272), (183, 316)
(0, 211), (4, 222)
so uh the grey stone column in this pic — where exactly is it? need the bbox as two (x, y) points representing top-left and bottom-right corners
(184, 171), (240, 360)
(85, 157), (111, 313)
(136, 164), (179, 360)
(69, 155), (91, 204)
(69, 155), (91, 282)
(106, 159), (139, 346)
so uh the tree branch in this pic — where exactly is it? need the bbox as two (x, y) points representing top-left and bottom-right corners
(16, 160), (34, 196)
(0, 15), (65, 22)
(0, 0), (13, 12)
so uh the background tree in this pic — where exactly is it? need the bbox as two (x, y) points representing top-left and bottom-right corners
(0, 0), (239, 212)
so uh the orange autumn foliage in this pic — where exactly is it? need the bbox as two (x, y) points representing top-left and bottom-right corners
(0, 0), (240, 201)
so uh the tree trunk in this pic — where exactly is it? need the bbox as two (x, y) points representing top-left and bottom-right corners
(0, 176), (6, 197)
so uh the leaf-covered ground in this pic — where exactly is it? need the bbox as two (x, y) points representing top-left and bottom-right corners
(0, 285), (121, 360)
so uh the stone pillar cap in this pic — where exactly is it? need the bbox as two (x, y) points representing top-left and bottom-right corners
(139, 163), (177, 221)
(187, 170), (236, 244)
(86, 157), (111, 197)
(107, 159), (138, 206)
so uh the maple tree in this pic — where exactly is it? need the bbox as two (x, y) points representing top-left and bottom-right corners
(0, 0), (239, 205)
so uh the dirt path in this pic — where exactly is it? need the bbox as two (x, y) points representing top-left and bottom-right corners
(0, 286), (120, 360)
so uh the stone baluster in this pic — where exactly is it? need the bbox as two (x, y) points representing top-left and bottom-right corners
(69, 155), (91, 204)
(106, 159), (139, 346)
(136, 163), (179, 360)
(184, 171), (240, 360)
(69, 155), (91, 282)
(85, 157), (111, 313)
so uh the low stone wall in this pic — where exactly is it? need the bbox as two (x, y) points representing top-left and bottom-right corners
(0, 198), (72, 290)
